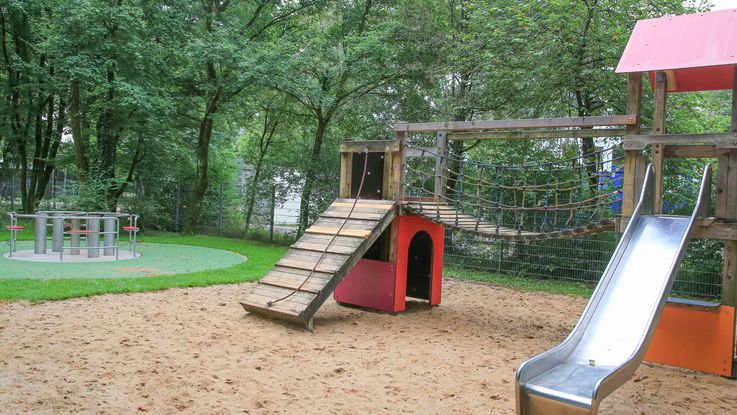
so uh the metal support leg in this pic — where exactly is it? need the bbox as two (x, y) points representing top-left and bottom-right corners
(103, 217), (115, 256)
(8, 225), (15, 257)
(34, 214), (47, 254)
(87, 217), (100, 258)
(52, 213), (64, 253)
(70, 218), (81, 255)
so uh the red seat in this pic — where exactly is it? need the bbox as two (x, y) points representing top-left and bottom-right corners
(122, 226), (139, 231)
(5, 225), (24, 230)
(68, 229), (97, 233)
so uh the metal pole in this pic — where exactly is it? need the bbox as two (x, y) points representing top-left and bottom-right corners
(175, 182), (180, 232)
(9, 214), (16, 257)
(219, 183), (224, 234)
(70, 218), (81, 254)
(86, 217), (100, 258)
(269, 184), (276, 242)
(52, 213), (64, 252)
(51, 170), (56, 210)
(10, 175), (15, 211)
(34, 213), (47, 254)
(103, 216), (115, 256)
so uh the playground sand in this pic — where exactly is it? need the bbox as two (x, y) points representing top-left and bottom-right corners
(0, 279), (735, 414)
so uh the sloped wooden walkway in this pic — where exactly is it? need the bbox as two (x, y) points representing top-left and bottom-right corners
(401, 201), (614, 240)
(241, 199), (397, 329)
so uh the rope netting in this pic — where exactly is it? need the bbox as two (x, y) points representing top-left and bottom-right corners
(402, 141), (623, 238)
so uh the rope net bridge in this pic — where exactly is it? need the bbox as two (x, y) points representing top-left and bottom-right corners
(402, 144), (623, 240)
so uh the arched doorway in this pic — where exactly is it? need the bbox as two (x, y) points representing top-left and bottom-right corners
(406, 231), (433, 301)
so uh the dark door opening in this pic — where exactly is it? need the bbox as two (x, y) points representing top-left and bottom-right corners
(406, 231), (433, 300)
(351, 152), (384, 199)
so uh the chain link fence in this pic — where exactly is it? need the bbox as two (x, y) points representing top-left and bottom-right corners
(0, 170), (724, 301)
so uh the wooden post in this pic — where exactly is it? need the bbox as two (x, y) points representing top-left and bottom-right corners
(623, 72), (646, 217)
(395, 131), (407, 201)
(434, 131), (448, 200)
(339, 152), (352, 198)
(382, 150), (394, 200)
(720, 65), (737, 377)
(652, 71), (667, 214)
(733, 66), (737, 133)
(388, 130), (406, 266)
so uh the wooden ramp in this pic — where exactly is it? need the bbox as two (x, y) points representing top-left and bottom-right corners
(240, 198), (397, 328)
(402, 201), (614, 240)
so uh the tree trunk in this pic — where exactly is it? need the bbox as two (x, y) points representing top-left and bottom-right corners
(93, 69), (122, 211)
(243, 155), (265, 235)
(298, 116), (329, 234)
(70, 80), (89, 179)
(35, 96), (64, 204)
(244, 116), (278, 234)
(183, 87), (221, 235)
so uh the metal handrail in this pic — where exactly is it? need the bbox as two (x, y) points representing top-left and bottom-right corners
(5, 211), (139, 261)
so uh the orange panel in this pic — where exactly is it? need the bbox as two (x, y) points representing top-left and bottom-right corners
(645, 304), (735, 377)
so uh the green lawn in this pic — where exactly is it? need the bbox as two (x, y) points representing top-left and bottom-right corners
(444, 266), (595, 298)
(0, 228), (593, 303)
(0, 232), (287, 302)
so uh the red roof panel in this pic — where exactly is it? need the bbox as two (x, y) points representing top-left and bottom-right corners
(616, 8), (737, 92)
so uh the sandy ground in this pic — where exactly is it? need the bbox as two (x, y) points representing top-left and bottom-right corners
(0, 279), (735, 414)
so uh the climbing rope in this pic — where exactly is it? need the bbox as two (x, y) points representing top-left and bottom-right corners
(267, 145), (371, 308)
(402, 141), (623, 239)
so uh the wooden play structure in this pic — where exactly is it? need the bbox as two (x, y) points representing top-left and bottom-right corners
(241, 7), (737, 413)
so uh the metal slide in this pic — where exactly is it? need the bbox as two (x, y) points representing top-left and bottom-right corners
(515, 163), (712, 415)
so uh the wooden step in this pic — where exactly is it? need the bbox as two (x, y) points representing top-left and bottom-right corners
(241, 198), (398, 328)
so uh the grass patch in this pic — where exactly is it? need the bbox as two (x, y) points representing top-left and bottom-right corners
(0, 232), (287, 302)
(445, 266), (595, 298)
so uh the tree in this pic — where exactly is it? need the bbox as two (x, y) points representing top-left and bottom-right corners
(180, 0), (319, 235)
(276, 0), (402, 233)
(0, 1), (68, 212)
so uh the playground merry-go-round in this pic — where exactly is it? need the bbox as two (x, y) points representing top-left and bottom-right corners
(5, 211), (140, 262)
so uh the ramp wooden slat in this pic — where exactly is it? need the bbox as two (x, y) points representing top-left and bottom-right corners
(290, 241), (359, 255)
(268, 266), (334, 282)
(319, 211), (388, 220)
(276, 258), (341, 274)
(311, 217), (378, 229)
(241, 198), (398, 328)
(304, 227), (372, 238)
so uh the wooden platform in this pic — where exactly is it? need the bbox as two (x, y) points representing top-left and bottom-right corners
(401, 201), (614, 240)
(240, 198), (397, 328)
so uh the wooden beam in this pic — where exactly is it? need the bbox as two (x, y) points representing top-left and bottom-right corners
(664, 145), (717, 159)
(717, 148), (737, 307)
(731, 65), (737, 377)
(446, 128), (628, 141)
(395, 131), (407, 201)
(340, 139), (399, 153)
(733, 66), (737, 134)
(623, 72), (646, 217)
(434, 131), (448, 200)
(339, 152), (352, 198)
(625, 133), (737, 150)
(405, 146), (436, 158)
(382, 150), (394, 200)
(393, 115), (637, 132)
(652, 71), (667, 214)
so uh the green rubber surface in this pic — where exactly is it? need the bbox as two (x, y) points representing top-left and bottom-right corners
(0, 241), (246, 279)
